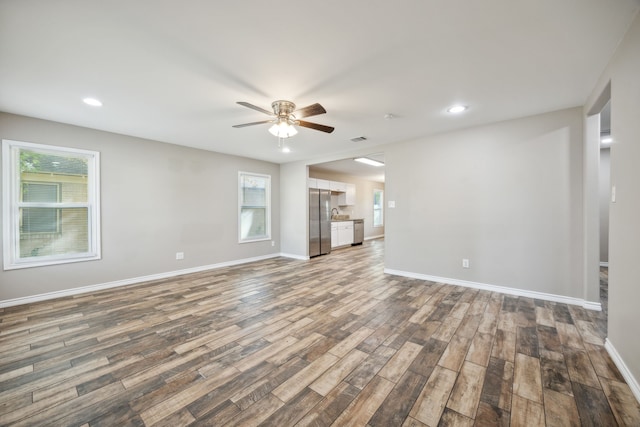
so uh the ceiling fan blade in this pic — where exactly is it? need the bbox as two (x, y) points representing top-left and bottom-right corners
(297, 120), (335, 133)
(232, 120), (273, 128)
(236, 101), (274, 116)
(294, 103), (326, 119)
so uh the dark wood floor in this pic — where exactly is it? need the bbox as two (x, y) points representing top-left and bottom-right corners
(1, 240), (639, 426)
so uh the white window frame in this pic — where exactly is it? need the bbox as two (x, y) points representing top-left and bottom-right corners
(2, 139), (101, 270)
(238, 171), (271, 243)
(373, 188), (384, 227)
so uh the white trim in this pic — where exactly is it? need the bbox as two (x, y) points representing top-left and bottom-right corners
(2, 139), (101, 270)
(238, 171), (271, 244)
(0, 253), (281, 308)
(365, 234), (384, 241)
(582, 301), (603, 311)
(605, 338), (640, 404)
(383, 268), (602, 311)
(600, 261), (609, 268)
(279, 252), (309, 260)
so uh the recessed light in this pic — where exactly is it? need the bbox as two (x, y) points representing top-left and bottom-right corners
(83, 97), (102, 107)
(281, 147), (291, 153)
(354, 157), (384, 167)
(447, 105), (467, 114)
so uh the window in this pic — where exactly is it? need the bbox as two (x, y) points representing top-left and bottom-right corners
(2, 139), (100, 269)
(373, 189), (384, 227)
(22, 182), (61, 233)
(238, 172), (271, 243)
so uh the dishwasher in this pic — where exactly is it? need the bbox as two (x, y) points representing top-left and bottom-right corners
(352, 219), (364, 245)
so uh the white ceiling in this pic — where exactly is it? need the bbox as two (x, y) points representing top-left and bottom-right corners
(1, 1), (638, 171)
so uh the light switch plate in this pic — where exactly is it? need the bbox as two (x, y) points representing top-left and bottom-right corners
(388, 201), (396, 208)
(611, 185), (616, 203)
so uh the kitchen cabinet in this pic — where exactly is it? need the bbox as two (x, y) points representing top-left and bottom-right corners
(330, 222), (338, 248)
(338, 183), (356, 206)
(334, 221), (354, 247)
(317, 179), (331, 190)
(308, 178), (331, 190)
(330, 181), (347, 192)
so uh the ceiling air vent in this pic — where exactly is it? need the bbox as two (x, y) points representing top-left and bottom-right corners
(350, 136), (367, 142)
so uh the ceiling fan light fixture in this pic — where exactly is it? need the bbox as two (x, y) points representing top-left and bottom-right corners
(269, 122), (298, 138)
(354, 157), (384, 167)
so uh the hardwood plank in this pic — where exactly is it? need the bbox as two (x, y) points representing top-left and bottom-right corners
(491, 329), (516, 362)
(330, 374), (395, 426)
(574, 319), (604, 346)
(139, 365), (241, 425)
(224, 392), (284, 427)
(555, 322), (584, 349)
(369, 371), (427, 427)
(328, 326), (375, 358)
(474, 401), (509, 427)
(272, 352), (339, 402)
(543, 388), (580, 427)
(446, 361), (486, 418)
(539, 349), (573, 396)
(535, 306), (556, 327)
(583, 343), (624, 382)
(409, 365), (458, 426)
(260, 387), (323, 426)
(437, 334), (471, 372)
(378, 341), (423, 383)
(536, 324), (563, 353)
(310, 348), (368, 396)
(510, 394), (545, 427)
(572, 382), (617, 427)
(564, 347), (600, 389)
(513, 353), (543, 403)
(515, 326), (539, 358)
(599, 377), (640, 427)
(295, 380), (360, 427)
(466, 332), (493, 367)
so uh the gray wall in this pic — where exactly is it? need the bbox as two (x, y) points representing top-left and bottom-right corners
(586, 11), (640, 390)
(308, 169), (385, 240)
(384, 107), (584, 299)
(279, 161), (308, 257)
(599, 147), (610, 264)
(0, 113), (280, 302)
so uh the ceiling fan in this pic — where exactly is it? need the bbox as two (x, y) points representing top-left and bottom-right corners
(232, 100), (334, 138)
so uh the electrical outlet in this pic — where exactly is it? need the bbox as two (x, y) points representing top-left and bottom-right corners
(176, 252), (184, 260)
(462, 258), (470, 268)
(271, 241), (275, 247)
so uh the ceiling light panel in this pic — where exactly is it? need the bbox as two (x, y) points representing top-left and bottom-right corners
(354, 157), (384, 167)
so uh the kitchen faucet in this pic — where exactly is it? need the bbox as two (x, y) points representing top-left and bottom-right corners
(331, 208), (339, 216)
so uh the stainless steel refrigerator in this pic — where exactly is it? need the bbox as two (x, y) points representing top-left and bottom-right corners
(309, 188), (332, 257)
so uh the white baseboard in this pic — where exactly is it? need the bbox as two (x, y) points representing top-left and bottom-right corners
(600, 262), (609, 268)
(0, 252), (283, 308)
(582, 300), (603, 311)
(383, 268), (602, 311)
(605, 338), (640, 404)
(280, 252), (309, 260)
(365, 234), (384, 241)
